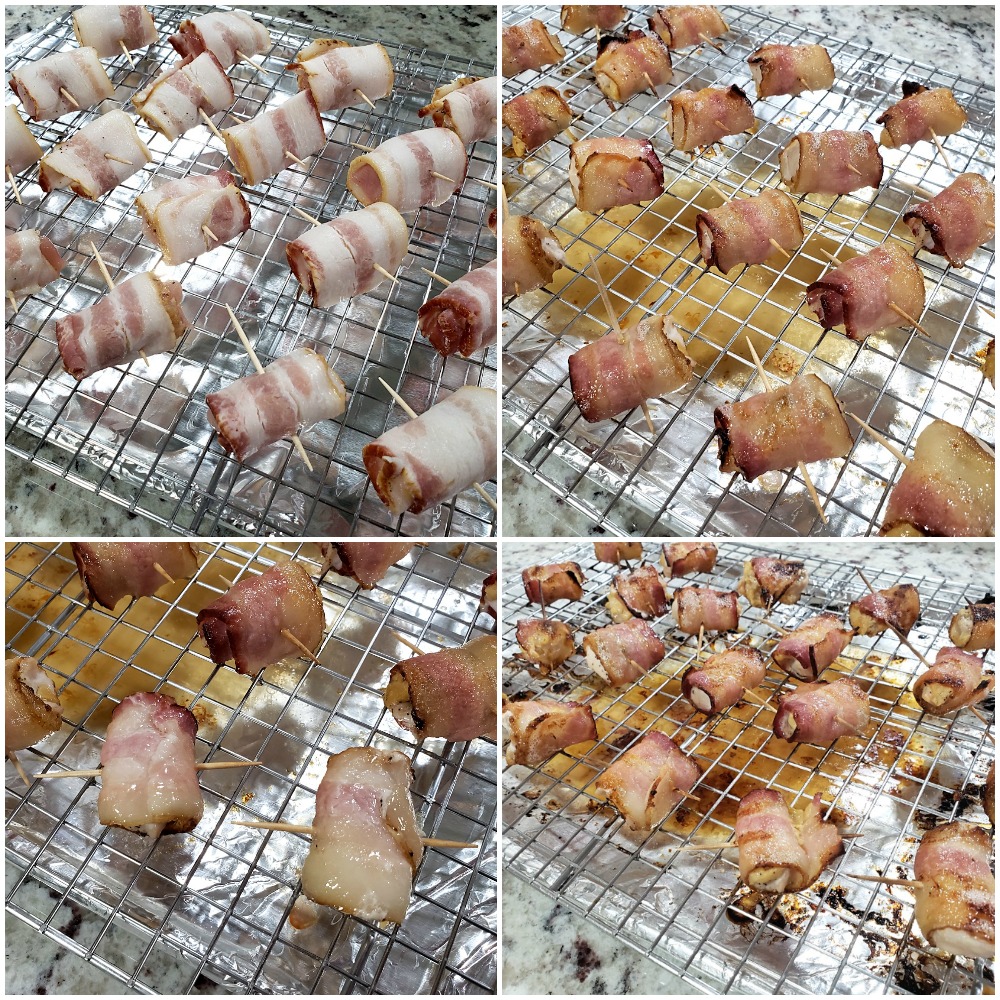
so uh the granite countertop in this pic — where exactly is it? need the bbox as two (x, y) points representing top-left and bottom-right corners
(501, 538), (996, 994)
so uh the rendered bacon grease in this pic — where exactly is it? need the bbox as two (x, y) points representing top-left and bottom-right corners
(607, 564), (669, 622)
(877, 83), (967, 149)
(948, 600), (995, 651)
(5, 656), (63, 752)
(5, 230), (66, 296)
(771, 614), (854, 681)
(594, 541), (644, 564)
(561, 5), (626, 34)
(522, 562), (585, 605)
(682, 647), (766, 715)
(289, 40), (394, 113)
(569, 137), (665, 213)
(666, 85), (754, 152)
(317, 542), (414, 589)
(594, 30), (673, 103)
(169, 11), (271, 69)
(502, 86), (573, 157)
(773, 676), (871, 743)
(5, 105), (44, 174)
(72, 5), (158, 57)
(674, 586), (739, 635)
(661, 541), (717, 578)
(71, 541), (198, 610)
(738, 557), (809, 609)
(697, 189), (803, 273)
(913, 647), (994, 716)
(133, 52), (235, 140)
(516, 619), (575, 670)
(10, 48), (114, 121)
(648, 5), (729, 49)
(747, 44), (835, 99)
(583, 619), (665, 686)
(504, 698), (597, 766)
(418, 259), (498, 357)
(903, 173), (995, 268)
(419, 76), (498, 146)
(779, 130), (883, 195)
(849, 583), (920, 637)
(502, 20), (565, 77)
(502, 215), (565, 296)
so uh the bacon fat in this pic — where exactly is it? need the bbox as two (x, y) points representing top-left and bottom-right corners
(594, 541), (644, 564)
(72, 5), (157, 57)
(10, 47), (114, 121)
(169, 11), (270, 69)
(675, 586), (739, 634)
(133, 52), (234, 140)
(569, 137), (665, 213)
(289, 40), (394, 113)
(419, 76), (497, 146)
(418, 259), (497, 357)
(5, 230), (66, 296)
(5, 104), (44, 174)
(561, 5), (626, 34)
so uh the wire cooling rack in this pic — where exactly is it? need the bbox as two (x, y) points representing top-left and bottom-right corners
(5, 5), (497, 537)
(502, 4), (995, 537)
(6, 540), (498, 994)
(502, 540), (995, 995)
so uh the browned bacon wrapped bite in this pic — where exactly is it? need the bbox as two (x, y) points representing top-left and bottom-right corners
(10, 47), (114, 121)
(99, 692), (203, 837)
(773, 677), (870, 743)
(133, 52), (235, 141)
(607, 565), (669, 622)
(384, 635), (497, 741)
(73, 5), (157, 57)
(561, 5), (626, 34)
(594, 30), (672, 103)
(805, 243), (925, 341)
(649, 6), (728, 49)
(197, 562), (324, 677)
(661, 541), (717, 579)
(735, 788), (841, 894)
(583, 619), (665, 686)
(594, 541), (644, 564)
(569, 137), (665, 214)
(5, 656), (62, 752)
(502, 215), (565, 296)
(666, 85), (753, 152)
(715, 374), (853, 481)
(913, 821), (995, 959)
(504, 698), (597, 766)
(502, 20), (565, 77)
(779, 130), (883, 195)
(849, 583), (920, 637)
(879, 420), (995, 538)
(502, 86), (572, 157)
(903, 174), (995, 269)
(6, 105), (43, 175)
(480, 571), (498, 623)
(748, 44), (834, 99)
(949, 600), (994, 651)
(516, 619), (575, 670)
(290, 40), (394, 114)
(674, 586), (739, 635)
(5, 230), (66, 296)
(913, 647), (994, 716)
(986, 339), (995, 388)
(523, 562), (585, 605)
(169, 11), (270, 69)
(697, 189), (803, 274)
(420, 75), (497, 146)
(417, 259), (497, 357)
(738, 557), (808, 609)
(569, 313), (692, 423)
(318, 542), (414, 589)
(877, 84), (967, 150)
(984, 761), (995, 827)
(682, 647), (766, 714)
(771, 614), (854, 681)
(596, 731), (700, 830)
(72, 542), (198, 610)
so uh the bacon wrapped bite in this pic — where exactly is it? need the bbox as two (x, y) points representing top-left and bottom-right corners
(748, 44), (834, 100)
(503, 86), (572, 157)
(648, 6), (728, 49)
(607, 565), (669, 622)
(697, 189), (803, 273)
(773, 677), (870, 743)
(877, 84), (967, 150)
(133, 52), (235, 140)
(595, 541), (643, 564)
(5, 230), (66, 296)
(516, 619), (575, 670)
(10, 47), (114, 121)
(561, 6), (626, 34)
(569, 137), (665, 214)
(5, 656), (62, 752)
(318, 542), (414, 589)
(289, 40), (394, 114)
(949, 600), (994, 651)
(583, 619), (665, 686)
(480, 571), (498, 623)
(5, 104), (43, 175)
(675, 586), (739, 635)
(771, 614), (854, 681)
(418, 259), (497, 358)
(72, 5), (157, 57)
(666, 85), (754, 152)
(903, 173), (995, 269)
(738, 557), (808, 609)
(504, 698), (597, 766)
(502, 20), (565, 77)
(849, 583), (920, 637)
(169, 11), (270, 69)
(523, 563), (585, 605)
(502, 215), (565, 296)
(594, 30), (673, 103)
(419, 76), (497, 146)
(779, 130), (883, 195)
(661, 541), (717, 579)
(682, 647), (765, 714)
(72, 542), (198, 610)
(913, 647), (994, 716)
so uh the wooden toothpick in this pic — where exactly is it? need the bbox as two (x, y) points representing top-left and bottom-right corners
(104, 152), (135, 166)
(351, 141), (375, 152)
(8, 290), (19, 311)
(354, 87), (376, 110)
(284, 149), (309, 168)
(888, 302), (931, 338)
(472, 482), (498, 511)
(431, 170), (458, 185)
(7, 751), (30, 786)
(234, 819), (476, 848)
(928, 128), (952, 170)
(392, 630), (425, 656)
(38, 760), (260, 779)
(768, 237), (791, 260)
(852, 873), (923, 889)
(59, 87), (80, 108)
(760, 618), (791, 635)
(153, 562), (175, 584)
(372, 262), (400, 285)
(292, 204), (322, 227)
(697, 624), (705, 657)
(855, 568), (930, 668)
(202, 225), (218, 244)
(699, 32), (724, 51)
(236, 51), (275, 75)
(742, 689), (770, 707)
(967, 706), (995, 742)
(707, 179), (728, 201)
(819, 247), (843, 267)
(199, 107), (225, 141)
(643, 71), (658, 95)
(281, 628), (323, 666)
(848, 413), (910, 467)
(119, 39), (136, 67)
(421, 266), (452, 286)
(7, 165), (23, 205)
(88, 240), (115, 290)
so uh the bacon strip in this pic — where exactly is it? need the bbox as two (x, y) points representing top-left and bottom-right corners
(56, 272), (188, 381)
(773, 676), (870, 743)
(738, 557), (808, 609)
(849, 583), (920, 637)
(72, 5), (158, 57)
(583, 619), (665, 686)
(5, 656), (62, 752)
(169, 11), (270, 69)
(133, 52), (235, 140)
(596, 731), (700, 830)
(674, 586), (739, 634)
(417, 259), (497, 357)
(362, 386), (497, 516)
(666, 85), (753, 152)
(561, 6), (626, 34)
(98, 692), (203, 837)
(384, 634), (497, 741)
(715, 374), (853, 480)
(594, 541), (643, 564)
(913, 646), (994, 715)
(5, 104), (44, 174)
(5, 230), (66, 296)
(682, 647), (766, 714)
(502, 86), (572, 157)
(607, 565), (669, 622)
(289, 40), (394, 113)
(697, 189), (803, 273)
(877, 84), (967, 149)
(595, 30), (672, 103)
(39, 109), (151, 199)
(419, 76), (497, 146)
(72, 541), (198, 610)
(10, 47), (114, 121)
(772, 614), (854, 681)
(903, 173), (995, 268)
(286, 203), (409, 307)
(197, 562), (325, 677)
(504, 698), (597, 766)
(569, 137), (665, 213)
(516, 619), (575, 670)
(648, 6), (728, 48)
(779, 130), (883, 195)
(661, 541), (717, 578)
(502, 20), (565, 76)
(317, 542), (414, 589)
(949, 600), (994, 651)
(913, 821), (995, 959)
(522, 563), (585, 605)
(480, 570), (498, 624)
(502, 215), (565, 296)
(569, 313), (692, 423)
(748, 44), (835, 99)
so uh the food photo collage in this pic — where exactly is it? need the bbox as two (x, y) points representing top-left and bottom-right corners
(3, 3), (994, 997)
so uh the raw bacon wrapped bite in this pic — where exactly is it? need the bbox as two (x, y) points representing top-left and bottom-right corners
(773, 677), (870, 743)
(771, 614), (854, 681)
(5, 230), (66, 296)
(594, 30), (673, 103)
(596, 731), (700, 830)
(648, 6), (728, 49)
(607, 564), (669, 622)
(738, 557), (808, 609)
(523, 563), (585, 605)
(561, 6), (626, 34)
(877, 84), (967, 149)
(674, 586), (739, 635)
(697, 189), (803, 273)
(949, 600), (994, 651)
(903, 173), (995, 269)
(72, 5), (157, 57)
(418, 259), (497, 357)
(419, 76), (498, 146)
(516, 619), (575, 670)
(666, 85), (754, 152)
(317, 542), (414, 589)
(289, 40), (394, 113)
(72, 542), (198, 610)
(569, 137), (665, 213)
(583, 619), (665, 686)
(169, 11), (270, 69)
(595, 541), (643, 564)
(849, 583), (920, 637)
(5, 105), (43, 175)
(913, 647), (994, 716)
(385, 635), (497, 741)
(748, 44), (835, 99)
(10, 48), (114, 121)
(133, 52), (235, 140)
(661, 541), (717, 578)
(682, 647), (766, 714)
(5, 656), (63, 752)
(779, 130), (883, 195)
(504, 698), (597, 766)
(502, 215), (565, 296)
(502, 20), (565, 77)
(197, 561), (325, 677)
(503, 86), (572, 157)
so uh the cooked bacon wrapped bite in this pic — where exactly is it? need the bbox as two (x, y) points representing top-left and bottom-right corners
(318, 542), (414, 589)
(849, 583), (920, 637)
(502, 20), (565, 77)
(779, 130), (883, 195)
(56, 272), (188, 382)
(569, 137), (665, 213)
(516, 619), (575, 670)
(771, 614), (854, 681)
(661, 541), (717, 579)
(289, 40), (394, 114)
(419, 76), (498, 146)
(584, 619), (665, 686)
(10, 47), (114, 121)
(715, 374), (853, 481)
(479, 571), (498, 623)
(72, 5), (157, 57)
(648, 6), (728, 49)
(913, 821), (995, 959)
(773, 677), (870, 743)
(984, 761), (995, 827)
(133, 52), (235, 141)
(596, 731), (700, 830)
(949, 600), (994, 651)
(748, 44), (834, 100)
(5, 230), (66, 297)
(595, 541), (644, 564)
(569, 313), (692, 423)
(879, 420), (995, 538)
(735, 789), (841, 894)
(682, 647), (766, 714)
(72, 542), (198, 610)
(594, 30), (673, 103)
(523, 562), (585, 605)
(697, 189), (803, 273)
(561, 5), (626, 34)
(362, 386), (497, 516)
(418, 259), (497, 357)
(504, 698), (597, 766)
(197, 562), (325, 677)
(738, 557), (808, 609)
(607, 565), (669, 622)
(98, 692), (203, 837)
(39, 109), (151, 199)
(503, 86), (572, 158)
(913, 647), (994, 716)
(903, 173), (995, 269)
(385, 634), (497, 741)
(986, 339), (995, 388)
(666, 85), (754, 152)
(169, 11), (270, 69)
(877, 83), (967, 150)
(5, 105), (43, 175)
(300, 748), (424, 925)
(502, 215), (565, 296)
(5, 656), (62, 752)
(674, 586), (739, 635)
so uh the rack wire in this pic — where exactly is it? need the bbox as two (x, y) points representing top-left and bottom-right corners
(6, 540), (498, 994)
(502, 540), (995, 995)
(501, 4), (995, 537)
(5, 5), (497, 537)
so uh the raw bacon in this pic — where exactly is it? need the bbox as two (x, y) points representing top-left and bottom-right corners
(561, 6), (626, 34)
(877, 84), (967, 149)
(569, 136), (665, 213)
(594, 541), (643, 564)
(72, 541), (198, 610)
(516, 619), (575, 670)
(607, 564), (669, 622)
(682, 647), (765, 714)
(5, 230), (66, 296)
(289, 40), (394, 113)
(419, 76), (498, 145)
(502, 20), (565, 77)
(501, 215), (565, 296)
(133, 52), (235, 140)
(674, 586), (739, 634)
(5, 656), (62, 752)
(748, 44), (835, 99)
(502, 86), (572, 157)
(583, 619), (665, 686)
(772, 676), (870, 743)
(738, 557), (808, 609)
(903, 173), (995, 268)
(504, 698), (597, 766)
(913, 646), (994, 715)
(317, 542), (414, 589)
(594, 30), (672, 103)
(169, 11), (270, 69)
(10, 47), (114, 121)
(666, 85), (754, 152)
(72, 5), (157, 57)
(648, 6), (728, 49)
(948, 600), (994, 651)
(522, 562), (585, 605)
(697, 189), (803, 273)
(5, 104), (43, 174)
(771, 613), (854, 681)
(849, 583), (920, 637)
(779, 130), (883, 195)
(660, 541), (717, 578)
(417, 259), (498, 357)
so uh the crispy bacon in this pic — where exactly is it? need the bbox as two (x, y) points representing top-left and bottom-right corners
(583, 619), (665, 686)
(522, 563), (585, 605)
(674, 586), (739, 634)
(72, 5), (157, 57)
(480, 570), (498, 623)
(748, 44), (835, 99)
(849, 583), (921, 637)
(561, 5), (626, 34)
(607, 565), (669, 622)
(877, 84), (967, 149)
(773, 677), (871, 743)
(682, 647), (766, 714)
(569, 136), (665, 213)
(169, 11), (270, 69)
(10, 47), (114, 121)
(502, 20), (565, 76)
(913, 647), (994, 716)
(596, 730), (700, 830)
(903, 173), (995, 268)
(738, 557), (808, 609)
(648, 6), (728, 49)
(697, 189), (803, 273)
(5, 230), (66, 296)
(595, 541), (644, 564)
(384, 634), (497, 741)
(502, 86), (572, 157)
(133, 52), (235, 140)
(661, 541), (717, 578)
(5, 656), (62, 752)
(501, 215), (565, 296)
(5, 104), (44, 174)
(72, 542), (198, 610)
(666, 85), (754, 152)
(595, 29), (672, 103)
(419, 76), (497, 146)
(771, 614), (854, 681)
(289, 40), (394, 113)
(418, 259), (497, 357)
(779, 130), (884, 195)
(317, 542), (414, 589)
(516, 619), (575, 670)
(504, 698), (597, 766)
(949, 600), (994, 651)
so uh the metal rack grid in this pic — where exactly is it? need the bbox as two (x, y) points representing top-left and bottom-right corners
(6, 540), (498, 994)
(501, 4), (995, 537)
(5, 5), (498, 538)
(501, 540), (995, 995)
